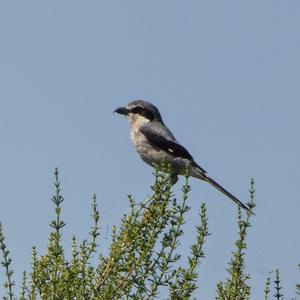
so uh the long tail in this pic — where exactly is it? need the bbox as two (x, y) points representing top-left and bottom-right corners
(205, 175), (253, 214)
(191, 164), (253, 214)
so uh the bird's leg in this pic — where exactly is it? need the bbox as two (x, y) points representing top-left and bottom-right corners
(170, 174), (178, 185)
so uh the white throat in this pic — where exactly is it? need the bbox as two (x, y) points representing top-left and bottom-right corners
(128, 113), (150, 146)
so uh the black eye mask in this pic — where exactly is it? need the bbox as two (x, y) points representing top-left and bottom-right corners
(131, 106), (154, 121)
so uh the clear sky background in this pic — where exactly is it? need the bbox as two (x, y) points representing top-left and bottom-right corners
(0, 1), (299, 298)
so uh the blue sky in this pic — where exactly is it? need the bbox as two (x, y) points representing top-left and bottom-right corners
(0, 1), (299, 298)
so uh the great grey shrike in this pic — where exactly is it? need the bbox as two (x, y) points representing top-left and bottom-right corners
(114, 100), (251, 213)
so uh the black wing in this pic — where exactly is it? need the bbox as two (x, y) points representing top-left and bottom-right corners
(140, 125), (194, 160)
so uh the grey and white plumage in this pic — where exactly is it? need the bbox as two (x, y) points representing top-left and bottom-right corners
(114, 100), (251, 213)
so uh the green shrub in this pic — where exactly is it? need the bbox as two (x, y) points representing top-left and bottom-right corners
(0, 168), (298, 299)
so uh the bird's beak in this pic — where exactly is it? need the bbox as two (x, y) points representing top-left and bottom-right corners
(114, 107), (130, 116)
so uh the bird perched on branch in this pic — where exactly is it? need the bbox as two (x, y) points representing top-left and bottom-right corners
(114, 100), (252, 213)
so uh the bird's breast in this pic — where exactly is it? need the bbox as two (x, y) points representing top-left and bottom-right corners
(131, 129), (194, 175)
(130, 129), (157, 166)
(130, 125), (140, 149)
(129, 117), (149, 148)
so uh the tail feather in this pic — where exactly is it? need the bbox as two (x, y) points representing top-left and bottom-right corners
(204, 175), (252, 214)
(191, 163), (252, 214)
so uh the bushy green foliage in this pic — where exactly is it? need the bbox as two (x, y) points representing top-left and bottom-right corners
(264, 276), (271, 300)
(95, 167), (209, 299)
(297, 264), (300, 296)
(0, 168), (298, 299)
(215, 179), (255, 300)
(273, 269), (283, 300)
(0, 222), (14, 299)
(24, 168), (99, 299)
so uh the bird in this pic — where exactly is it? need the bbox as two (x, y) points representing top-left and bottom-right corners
(114, 100), (252, 213)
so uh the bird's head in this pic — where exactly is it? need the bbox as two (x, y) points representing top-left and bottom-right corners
(114, 100), (164, 126)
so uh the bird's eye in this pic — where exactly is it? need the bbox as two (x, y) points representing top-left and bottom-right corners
(131, 106), (144, 114)
(130, 105), (154, 121)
